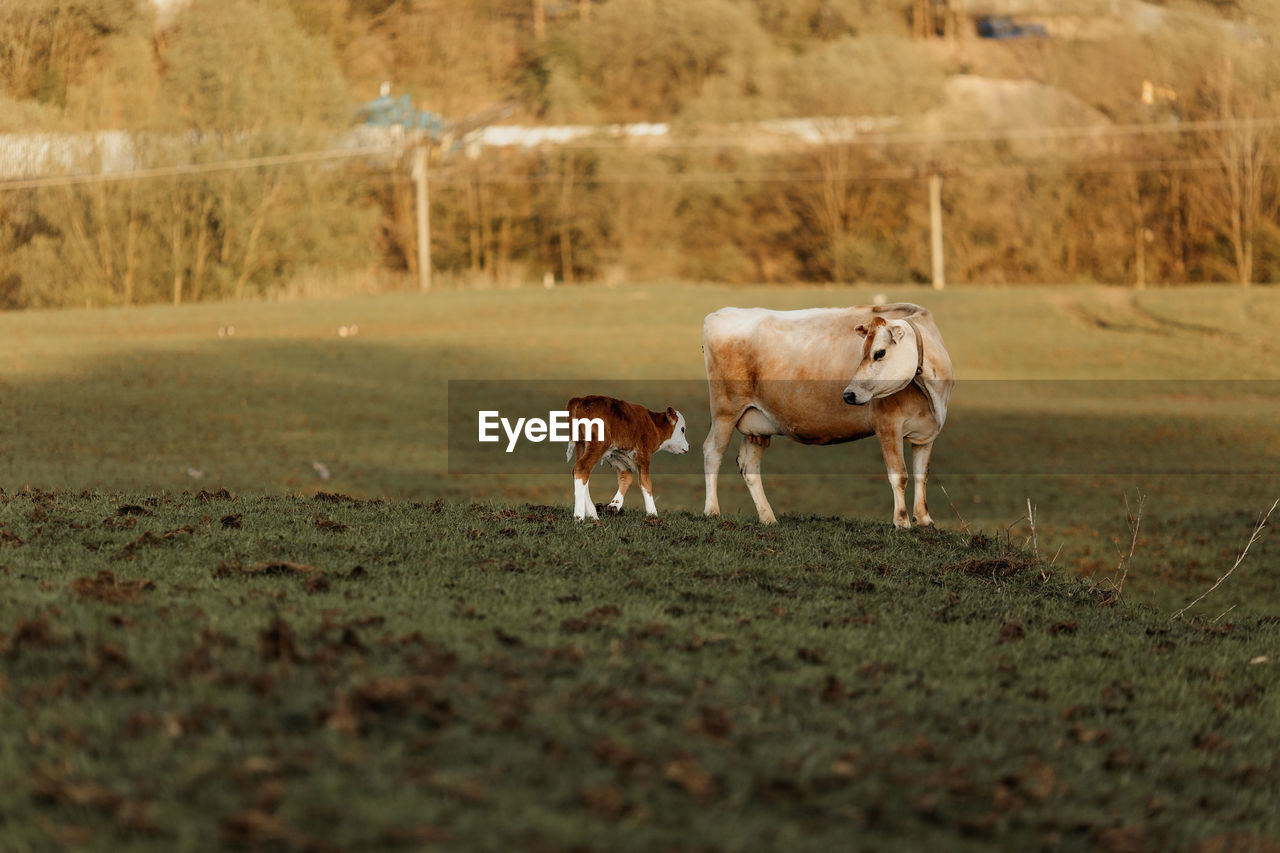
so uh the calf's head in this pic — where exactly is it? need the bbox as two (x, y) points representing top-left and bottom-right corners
(657, 408), (689, 454)
(843, 317), (919, 406)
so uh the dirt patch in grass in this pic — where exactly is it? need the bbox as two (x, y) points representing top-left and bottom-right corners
(942, 556), (1037, 579)
(69, 570), (155, 603)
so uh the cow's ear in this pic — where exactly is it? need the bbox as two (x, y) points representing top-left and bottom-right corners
(854, 324), (869, 337)
(890, 324), (905, 343)
(665, 407), (678, 423)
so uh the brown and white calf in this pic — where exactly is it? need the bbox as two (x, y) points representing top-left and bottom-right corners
(564, 395), (689, 521)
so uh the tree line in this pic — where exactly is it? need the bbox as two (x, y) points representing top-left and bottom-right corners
(1, 0), (1277, 308)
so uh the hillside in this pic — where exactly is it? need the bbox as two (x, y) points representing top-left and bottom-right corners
(3, 0), (1278, 302)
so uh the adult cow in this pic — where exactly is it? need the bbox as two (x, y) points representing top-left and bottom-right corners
(701, 303), (954, 528)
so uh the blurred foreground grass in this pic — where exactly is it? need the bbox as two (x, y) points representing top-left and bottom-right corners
(0, 491), (1276, 851)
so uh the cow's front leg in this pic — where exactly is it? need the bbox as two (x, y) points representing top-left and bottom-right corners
(608, 467), (633, 513)
(638, 460), (659, 516)
(736, 437), (777, 524)
(702, 413), (737, 516)
(910, 440), (935, 528)
(876, 428), (910, 529)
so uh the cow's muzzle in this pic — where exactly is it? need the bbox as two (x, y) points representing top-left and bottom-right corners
(843, 390), (862, 406)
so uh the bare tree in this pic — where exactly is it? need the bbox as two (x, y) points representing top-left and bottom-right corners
(1166, 17), (1280, 286)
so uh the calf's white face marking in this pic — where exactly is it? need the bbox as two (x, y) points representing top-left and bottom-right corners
(657, 411), (689, 455)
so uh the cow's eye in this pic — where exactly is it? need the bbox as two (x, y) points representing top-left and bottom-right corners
(873, 349), (886, 361)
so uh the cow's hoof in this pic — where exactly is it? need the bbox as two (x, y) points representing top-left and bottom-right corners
(604, 504), (623, 515)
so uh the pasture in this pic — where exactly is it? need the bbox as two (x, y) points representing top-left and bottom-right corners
(2, 284), (1278, 611)
(2, 284), (1279, 849)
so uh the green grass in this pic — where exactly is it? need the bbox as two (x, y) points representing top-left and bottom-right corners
(1, 490), (1276, 851)
(1, 284), (1279, 849)
(2, 284), (1277, 614)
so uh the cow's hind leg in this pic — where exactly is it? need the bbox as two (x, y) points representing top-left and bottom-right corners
(607, 466), (633, 513)
(703, 413), (737, 517)
(876, 427), (911, 529)
(909, 440), (935, 528)
(737, 436), (777, 524)
(572, 448), (603, 521)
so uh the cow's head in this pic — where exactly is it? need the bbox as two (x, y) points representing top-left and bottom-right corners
(657, 407), (689, 454)
(843, 317), (919, 406)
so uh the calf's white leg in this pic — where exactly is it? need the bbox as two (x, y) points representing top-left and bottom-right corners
(638, 465), (658, 517)
(607, 467), (633, 512)
(573, 476), (598, 521)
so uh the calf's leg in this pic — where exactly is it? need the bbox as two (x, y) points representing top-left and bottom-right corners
(572, 448), (602, 521)
(607, 467), (633, 512)
(638, 459), (659, 516)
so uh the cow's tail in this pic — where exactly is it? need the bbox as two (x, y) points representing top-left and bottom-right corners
(565, 441), (575, 463)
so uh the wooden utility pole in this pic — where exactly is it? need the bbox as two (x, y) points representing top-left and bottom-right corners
(533, 0), (546, 40)
(412, 145), (432, 292)
(1130, 178), (1147, 289)
(929, 172), (945, 290)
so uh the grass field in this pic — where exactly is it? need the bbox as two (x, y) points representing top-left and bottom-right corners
(2, 491), (1277, 851)
(3, 283), (1278, 611)
(2, 283), (1279, 849)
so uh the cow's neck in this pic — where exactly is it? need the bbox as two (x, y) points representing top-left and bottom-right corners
(907, 319), (924, 378)
(906, 318), (943, 428)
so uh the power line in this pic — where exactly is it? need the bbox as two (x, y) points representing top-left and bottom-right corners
(426, 157), (1271, 186)
(558, 114), (1280, 150)
(0, 144), (398, 192)
(2, 113), (1277, 193)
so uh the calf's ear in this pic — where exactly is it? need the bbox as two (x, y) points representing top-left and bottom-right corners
(854, 324), (869, 337)
(890, 324), (905, 342)
(665, 406), (678, 423)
